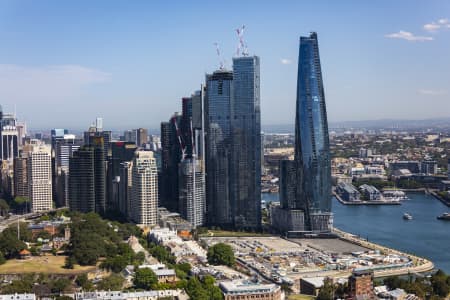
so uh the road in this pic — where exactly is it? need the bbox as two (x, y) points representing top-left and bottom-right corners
(0, 207), (68, 233)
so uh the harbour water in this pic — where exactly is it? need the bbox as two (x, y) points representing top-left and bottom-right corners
(262, 192), (450, 272)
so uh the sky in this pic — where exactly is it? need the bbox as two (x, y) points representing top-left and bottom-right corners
(0, 0), (449, 130)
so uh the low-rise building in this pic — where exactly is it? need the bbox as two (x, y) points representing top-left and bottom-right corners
(359, 184), (381, 201)
(349, 270), (376, 299)
(219, 280), (282, 300)
(336, 182), (361, 202)
(0, 294), (35, 300)
(73, 290), (187, 300)
(300, 277), (325, 296)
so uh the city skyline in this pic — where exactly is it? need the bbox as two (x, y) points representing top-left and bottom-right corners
(1, 1), (450, 129)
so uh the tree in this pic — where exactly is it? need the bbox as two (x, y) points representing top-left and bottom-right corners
(202, 275), (224, 300)
(207, 243), (235, 266)
(64, 256), (75, 269)
(186, 277), (209, 300)
(0, 199), (9, 216)
(317, 278), (334, 300)
(0, 251), (6, 265)
(0, 228), (27, 258)
(97, 274), (124, 291)
(50, 278), (72, 293)
(76, 273), (94, 291)
(133, 267), (158, 290)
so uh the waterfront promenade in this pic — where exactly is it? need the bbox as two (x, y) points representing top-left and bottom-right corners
(333, 228), (435, 277)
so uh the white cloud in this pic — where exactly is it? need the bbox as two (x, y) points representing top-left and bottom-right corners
(280, 58), (292, 65)
(0, 64), (111, 105)
(424, 23), (441, 32)
(423, 18), (450, 32)
(385, 31), (433, 41)
(418, 89), (447, 96)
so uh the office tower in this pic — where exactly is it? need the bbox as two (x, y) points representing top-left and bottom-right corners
(27, 144), (53, 212)
(191, 89), (205, 158)
(179, 158), (205, 227)
(130, 151), (158, 226)
(54, 134), (82, 169)
(119, 161), (133, 219)
(1, 113), (18, 161)
(136, 128), (148, 147)
(69, 147), (95, 212)
(51, 129), (69, 149)
(92, 136), (106, 214)
(16, 122), (27, 147)
(13, 156), (28, 198)
(295, 32), (332, 232)
(123, 130), (136, 143)
(205, 70), (233, 227)
(109, 141), (137, 212)
(160, 116), (182, 212)
(279, 159), (297, 209)
(53, 133), (82, 207)
(231, 56), (261, 230)
(181, 97), (194, 158)
(68, 138), (105, 214)
(84, 119), (112, 156)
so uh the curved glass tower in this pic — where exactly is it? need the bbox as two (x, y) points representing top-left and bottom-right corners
(295, 32), (332, 232)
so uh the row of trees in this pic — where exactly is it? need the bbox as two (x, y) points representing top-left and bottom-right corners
(383, 270), (450, 299)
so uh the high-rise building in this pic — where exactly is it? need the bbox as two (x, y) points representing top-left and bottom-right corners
(118, 161), (133, 219)
(294, 32), (332, 232)
(92, 136), (106, 214)
(179, 158), (205, 227)
(160, 116), (182, 212)
(69, 146), (95, 212)
(13, 156), (28, 198)
(68, 138), (105, 214)
(53, 133), (82, 207)
(130, 151), (158, 226)
(1, 113), (18, 161)
(84, 119), (112, 157)
(205, 69), (233, 227)
(136, 128), (148, 147)
(231, 56), (261, 230)
(27, 144), (53, 212)
(109, 141), (137, 212)
(279, 159), (297, 209)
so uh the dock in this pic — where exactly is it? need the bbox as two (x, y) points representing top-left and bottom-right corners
(333, 192), (402, 205)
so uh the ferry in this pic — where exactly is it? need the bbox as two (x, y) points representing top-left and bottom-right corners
(403, 213), (413, 220)
(383, 190), (408, 201)
(437, 213), (450, 221)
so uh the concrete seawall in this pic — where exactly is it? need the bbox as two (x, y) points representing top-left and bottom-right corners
(333, 228), (435, 278)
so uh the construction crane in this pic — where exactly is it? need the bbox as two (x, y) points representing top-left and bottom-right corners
(235, 24), (248, 56)
(213, 42), (225, 70)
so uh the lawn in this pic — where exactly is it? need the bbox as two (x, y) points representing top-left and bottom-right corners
(0, 256), (96, 274)
(288, 294), (316, 300)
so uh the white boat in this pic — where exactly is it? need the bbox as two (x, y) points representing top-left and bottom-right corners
(403, 213), (413, 220)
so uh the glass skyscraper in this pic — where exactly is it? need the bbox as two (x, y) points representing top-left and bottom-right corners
(231, 56), (261, 230)
(205, 70), (233, 227)
(205, 56), (261, 230)
(295, 32), (332, 232)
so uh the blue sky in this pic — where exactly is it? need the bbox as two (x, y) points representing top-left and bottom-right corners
(0, 1), (449, 130)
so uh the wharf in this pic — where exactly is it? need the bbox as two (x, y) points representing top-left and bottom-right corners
(334, 192), (401, 205)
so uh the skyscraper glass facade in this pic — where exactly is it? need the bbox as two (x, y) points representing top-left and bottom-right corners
(205, 70), (233, 226)
(231, 56), (261, 230)
(295, 32), (332, 232)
